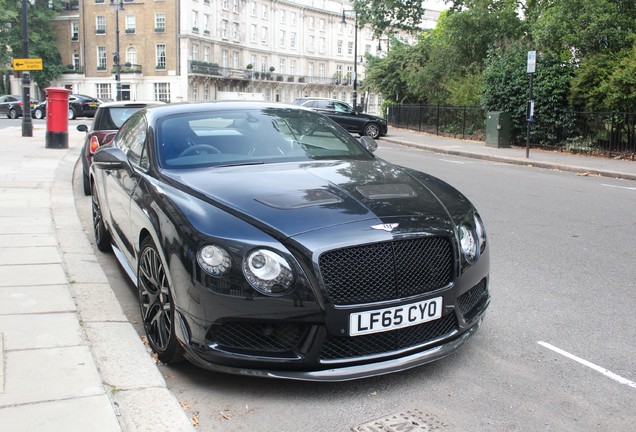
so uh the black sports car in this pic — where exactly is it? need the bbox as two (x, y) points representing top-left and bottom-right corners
(90, 102), (490, 381)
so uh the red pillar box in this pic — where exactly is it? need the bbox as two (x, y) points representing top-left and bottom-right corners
(45, 87), (72, 149)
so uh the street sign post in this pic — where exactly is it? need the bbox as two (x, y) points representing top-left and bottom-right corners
(12, 58), (43, 71)
(526, 51), (536, 158)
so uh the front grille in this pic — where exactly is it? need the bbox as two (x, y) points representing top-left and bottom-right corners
(457, 278), (488, 318)
(319, 237), (453, 305)
(320, 313), (458, 360)
(211, 321), (309, 353)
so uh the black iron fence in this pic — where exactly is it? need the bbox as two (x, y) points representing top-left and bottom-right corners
(387, 104), (636, 159)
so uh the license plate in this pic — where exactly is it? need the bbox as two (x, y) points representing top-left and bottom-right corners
(89, 104), (97, 107)
(349, 297), (443, 336)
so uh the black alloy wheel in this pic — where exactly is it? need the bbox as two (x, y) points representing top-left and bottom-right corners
(91, 190), (112, 252)
(363, 123), (381, 139)
(138, 237), (184, 363)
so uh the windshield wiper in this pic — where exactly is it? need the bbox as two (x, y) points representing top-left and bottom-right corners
(214, 161), (266, 168)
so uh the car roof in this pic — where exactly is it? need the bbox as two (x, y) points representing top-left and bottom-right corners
(97, 101), (165, 109)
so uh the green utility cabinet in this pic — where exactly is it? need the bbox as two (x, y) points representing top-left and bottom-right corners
(485, 111), (511, 148)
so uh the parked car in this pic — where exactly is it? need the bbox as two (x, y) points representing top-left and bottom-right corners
(32, 94), (101, 120)
(0, 95), (28, 119)
(89, 101), (490, 380)
(78, 101), (164, 195)
(292, 97), (388, 139)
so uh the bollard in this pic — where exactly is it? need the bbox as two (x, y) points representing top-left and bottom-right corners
(45, 87), (72, 149)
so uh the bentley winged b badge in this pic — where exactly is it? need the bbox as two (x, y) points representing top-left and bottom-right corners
(371, 223), (399, 232)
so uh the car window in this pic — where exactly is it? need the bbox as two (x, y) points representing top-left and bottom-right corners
(96, 107), (144, 130)
(333, 102), (352, 113)
(156, 108), (371, 170)
(117, 113), (149, 170)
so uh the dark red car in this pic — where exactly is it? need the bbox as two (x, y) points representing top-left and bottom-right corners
(78, 101), (164, 194)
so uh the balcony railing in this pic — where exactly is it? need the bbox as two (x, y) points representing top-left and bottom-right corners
(111, 63), (142, 74)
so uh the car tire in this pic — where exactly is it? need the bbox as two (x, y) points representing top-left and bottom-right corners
(34, 108), (44, 119)
(82, 170), (91, 196)
(68, 108), (76, 120)
(91, 189), (112, 252)
(9, 108), (18, 119)
(138, 237), (185, 364)
(363, 123), (381, 139)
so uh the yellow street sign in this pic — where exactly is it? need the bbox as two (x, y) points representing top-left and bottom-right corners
(12, 58), (43, 71)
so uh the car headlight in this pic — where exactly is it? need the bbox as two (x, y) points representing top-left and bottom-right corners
(474, 213), (487, 253)
(243, 249), (294, 296)
(197, 245), (232, 276)
(459, 224), (478, 264)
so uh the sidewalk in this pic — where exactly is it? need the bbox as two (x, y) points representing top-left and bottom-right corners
(381, 128), (636, 181)
(0, 125), (193, 431)
(0, 123), (634, 431)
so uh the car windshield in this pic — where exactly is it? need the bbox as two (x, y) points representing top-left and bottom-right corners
(156, 107), (372, 169)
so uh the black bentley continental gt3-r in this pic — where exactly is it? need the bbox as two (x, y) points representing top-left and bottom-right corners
(90, 102), (490, 381)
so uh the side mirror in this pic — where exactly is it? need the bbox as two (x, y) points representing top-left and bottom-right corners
(76, 124), (88, 132)
(92, 146), (132, 172)
(359, 136), (378, 153)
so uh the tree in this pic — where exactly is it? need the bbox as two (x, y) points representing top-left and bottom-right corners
(352, 0), (427, 37)
(0, 0), (65, 95)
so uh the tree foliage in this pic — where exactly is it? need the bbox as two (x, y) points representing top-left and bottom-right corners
(0, 0), (65, 94)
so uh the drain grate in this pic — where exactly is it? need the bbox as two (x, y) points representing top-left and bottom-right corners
(352, 408), (447, 432)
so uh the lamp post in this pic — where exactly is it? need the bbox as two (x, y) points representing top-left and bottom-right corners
(20, 0), (32, 137)
(341, 9), (358, 112)
(110, 0), (124, 101)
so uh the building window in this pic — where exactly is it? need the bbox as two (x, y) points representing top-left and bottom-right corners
(192, 83), (199, 101)
(97, 46), (107, 69)
(280, 10), (286, 24)
(348, 41), (353, 55)
(126, 47), (137, 65)
(71, 22), (79, 40)
(319, 63), (325, 79)
(279, 58), (286, 73)
(232, 22), (239, 41)
(221, 20), (228, 39)
(156, 44), (166, 69)
(262, 5), (268, 20)
(308, 62), (314, 78)
(204, 84), (210, 100)
(232, 0), (238, 13)
(290, 32), (296, 49)
(203, 14), (210, 34)
(279, 30), (285, 47)
(192, 44), (199, 61)
(319, 19), (325, 31)
(250, 24), (256, 42)
(222, 50), (228, 68)
(250, 1), (256, 16)
(261, 27), (268, 44)
(260, 56), (268, 73)
(337, 40), (343, 55)
(73, 53), (80, 69)
(232, 51), (239, 69)
(319, 37), (325, 54)
(155, 13), (166, 32)
(95, 83), (111, 100)
(204, 46), (210, 62)
(192, 11), (199, 31)
(308, 35), (315, 52)
(308, 16), (314, 29)
(290, 12), (297, 26)
(222, 0), (228, 10)
(154, 83), (170, 102)
(290, 60), (296, 75)
(96, 16), (106, 34)
(125, 15), (136, 33)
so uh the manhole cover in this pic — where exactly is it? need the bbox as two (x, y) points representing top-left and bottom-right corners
(352, 408), (447, 432)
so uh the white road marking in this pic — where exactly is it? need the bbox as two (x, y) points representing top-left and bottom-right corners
(601, 183), (636, 191)
(439, 159), (467, 164)
(538, 341), (636, 389)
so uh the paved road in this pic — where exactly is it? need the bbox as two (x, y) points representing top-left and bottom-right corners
(73, 138), (636, 431)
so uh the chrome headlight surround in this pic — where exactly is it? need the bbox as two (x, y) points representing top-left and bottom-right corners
(459, 223), (479, 265)
(197, 244), (232, 277)
(474, 213), (487, 254)
(242, 249), (294, 296)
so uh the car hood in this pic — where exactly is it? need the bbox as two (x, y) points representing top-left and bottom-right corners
(163, 159), (454, 238)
